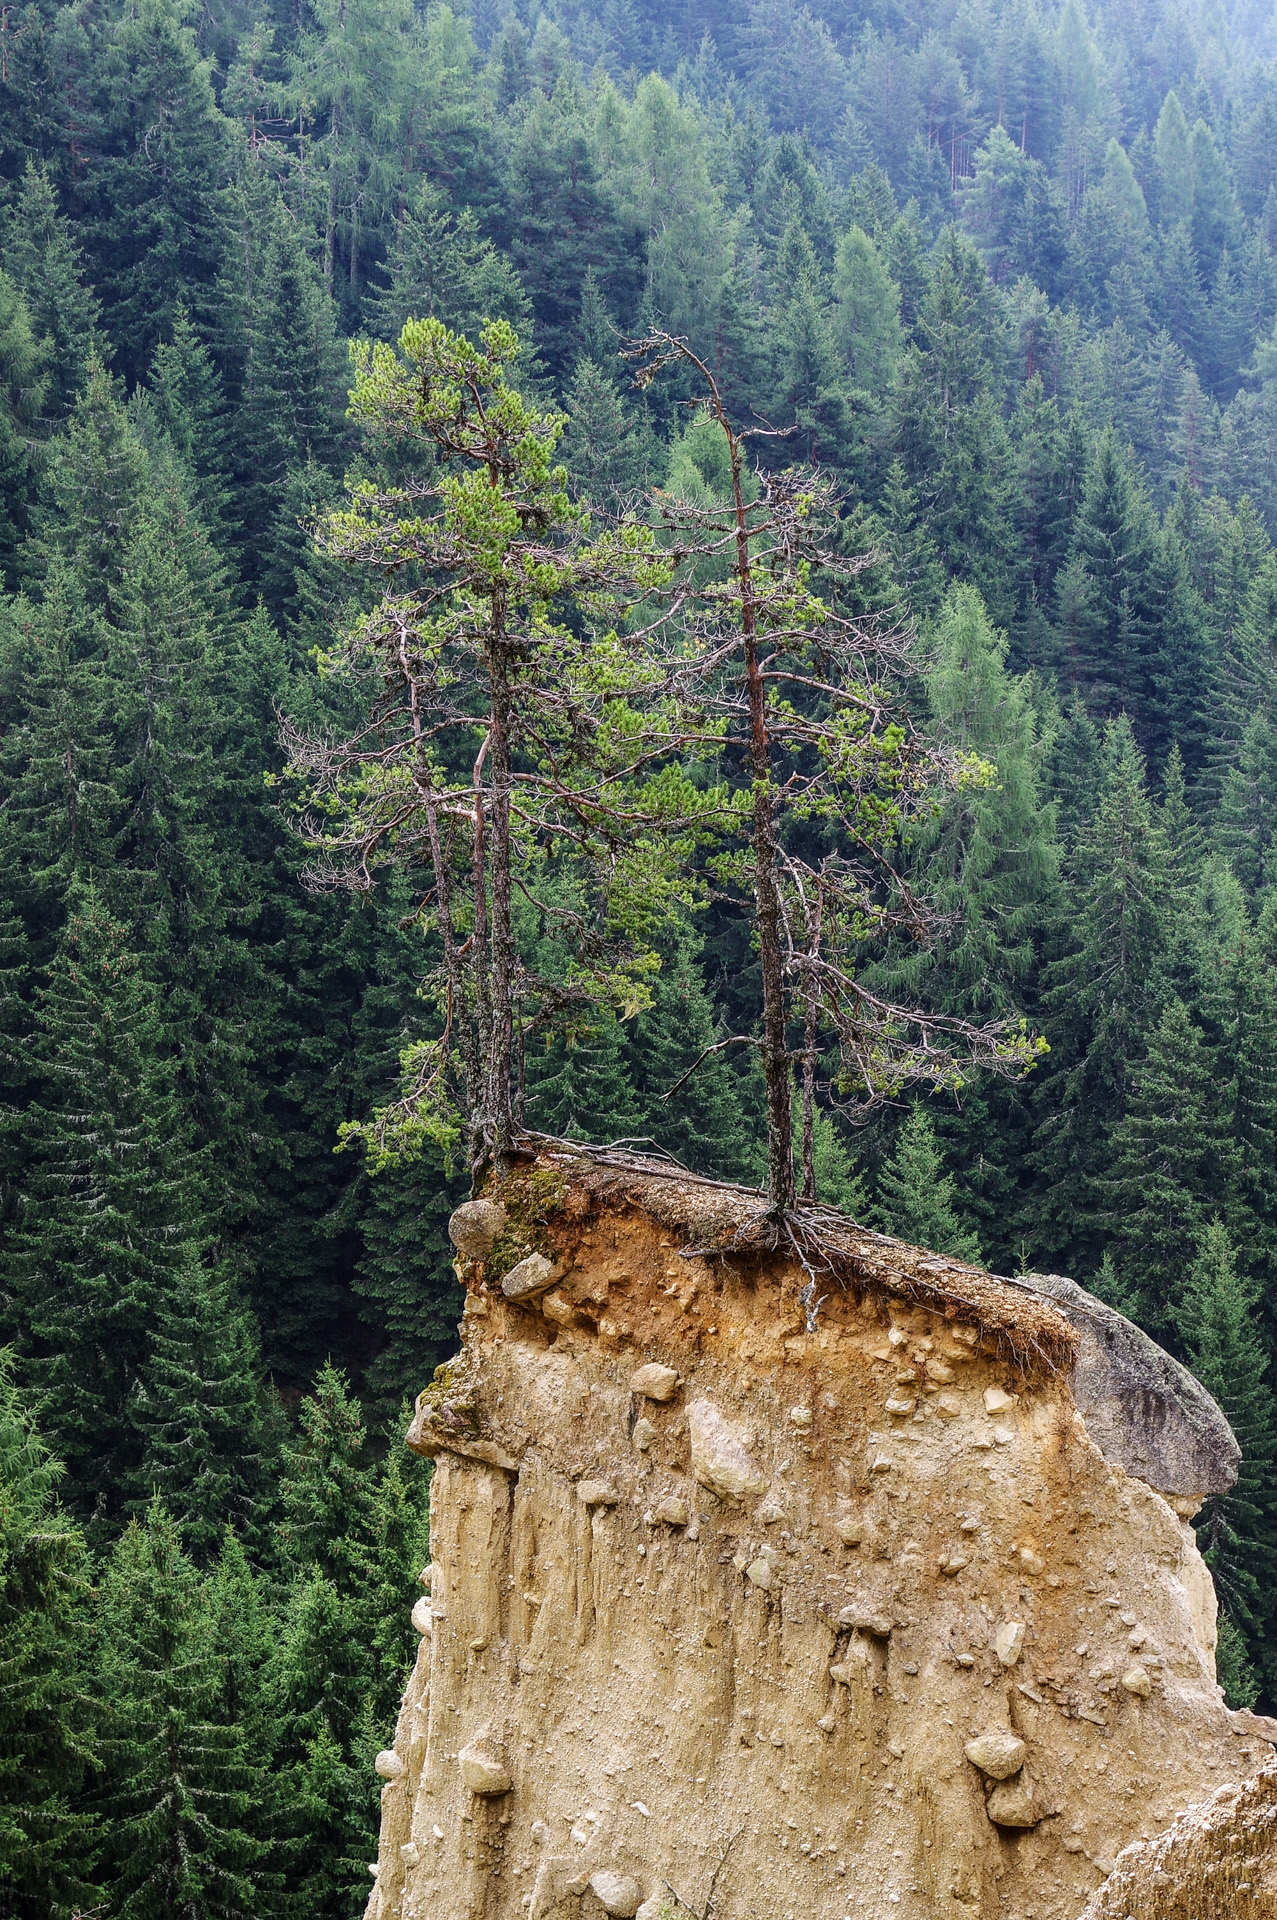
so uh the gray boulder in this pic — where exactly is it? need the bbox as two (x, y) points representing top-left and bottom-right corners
(1020, 1272), (1239, 1501)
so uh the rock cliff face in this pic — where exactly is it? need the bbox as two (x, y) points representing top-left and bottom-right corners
(365, 1146), (1273, 1920)
(1080, 1752), (1277, 1917)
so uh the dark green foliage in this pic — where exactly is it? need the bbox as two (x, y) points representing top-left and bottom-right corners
(2, 164), (101, 424)
(1, 897), (198, 1525)
(95, 1501), (264, 1918)
(875, 1106), (982, 1263)
(1181, 1221), (1277, 1701)
(0, 1353), (97, 1919)
(0, 0), (1276, 1883)
(83, 0), (231, 387)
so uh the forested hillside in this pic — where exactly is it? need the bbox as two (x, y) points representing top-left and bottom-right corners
(3, 0), (1277, 1908)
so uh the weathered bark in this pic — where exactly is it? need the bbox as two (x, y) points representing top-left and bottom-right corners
(486, 620), (516, 1166)
(722, 411), (793, 1212)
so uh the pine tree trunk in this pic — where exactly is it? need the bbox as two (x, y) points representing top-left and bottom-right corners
(727, 437), (794, 1212)
(486, 612), (516, 1165)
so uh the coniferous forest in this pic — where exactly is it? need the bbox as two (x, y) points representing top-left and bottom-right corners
(5, 0), (1277, 1907)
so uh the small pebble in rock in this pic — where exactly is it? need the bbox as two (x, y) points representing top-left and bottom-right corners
(577, 1480), (618, 1508)
(588, 1871), (642, 1917)
(746, 1557), (774, 1590)
(501, 1252), (556, 1301)
(838, 1605), (893, 1637)
(992, 1621), (1026, 1668)
(964, 1730), (1026, 1779)
(1121, 1665), (1153, 1697)
(458, 1743), (511, 1795)
(630, 1364), (679, 1402)
(983, 1387), (1017, 1415)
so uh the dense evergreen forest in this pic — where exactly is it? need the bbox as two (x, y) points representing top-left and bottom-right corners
(5, 0), (1277, 1906)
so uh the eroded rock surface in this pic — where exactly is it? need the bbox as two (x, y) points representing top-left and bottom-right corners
(366, 1149), (1269, 1920)
(1080, 1752), (1277, 1917)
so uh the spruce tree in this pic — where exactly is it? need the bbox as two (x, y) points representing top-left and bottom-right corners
(276, 1363), (375, 1587)
(237, 203), (346, 603)
(350, 1419), (432, 1727)
(1180, 1219), (1277, 1702)
(0, 1351), (99, 1919)
(129, 1258), (264, 1561)
(0, 269), (45, 586)
(365, 182), (530, 347)
(0, 897), (195, 1522)
(138, 304), (235, 545)
(96, 1500), (262, 1918)
(1103, 998), (1221, 1330)
(1, 162), (100, 423)
(561, 357), (650, 514)
(1215, 712), (1277, 895)
(355, 1150), (466, 1413)
(1063, 431), (1157, 728)
(905, 582), (1057, 1006)
(270, 1367), (382, 1918)
(626, 922), (758, 1182)
(525, 1009), (644, 1147)
(85, 0), (231, 385)
(1031, 718), (1163, 1272)
(875, 1106), (982, 1262)
(0, 562), (117, 960)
